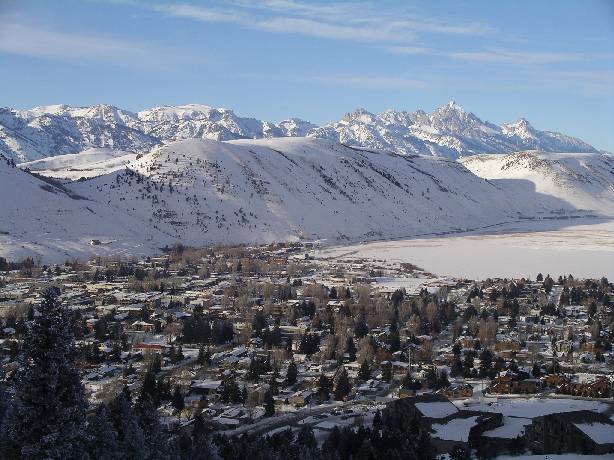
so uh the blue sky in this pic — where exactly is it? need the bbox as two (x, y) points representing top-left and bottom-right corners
(1, 0), (613, 150)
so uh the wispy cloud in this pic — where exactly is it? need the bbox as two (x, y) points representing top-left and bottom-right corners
(155, 3), (417, 43)
(153, 1), (494, 45)
(450, 49), (585, 65)
(0, 21), (185, 68)
(386, 46), (433, 56)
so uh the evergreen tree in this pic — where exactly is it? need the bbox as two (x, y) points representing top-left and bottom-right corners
(358, 360), (371, 381)
(108, 387), (146, 460)
(381, 361), (392, 383)
(191, 413), (214, 460)
(136, 396), (167, 459)
(263, 389), (275, 417)
(479, 348), (493, 378)
(269, 367), (280, 396)
(416, 430), (434, 460)
(172, 386), (185, 415)
(353, 319), (369, 339)
(435, 370), (449, 390)
(334, 368), (351, 401)
(318, 373), (331, 401)
(140, 370), (159, 406)
(345, 337), (357, 361)
(285, 360), (298, 386)
(85, 405), (121, 460)
(451, 355), (463, 377)
(6, 287), (87, 459)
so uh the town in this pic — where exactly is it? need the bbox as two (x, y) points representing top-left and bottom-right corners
(0, 242), (612, 459)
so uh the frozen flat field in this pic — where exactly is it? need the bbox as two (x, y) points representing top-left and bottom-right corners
(316, 218), (614, 280)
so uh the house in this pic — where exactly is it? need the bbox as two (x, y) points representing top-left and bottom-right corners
(541, 373), (568, 388)
(436, 382), (473, 399)
(290, 389), (314, 407)
(529, 410), (614, 455)
(384, 394), (502, 456)
(557, 376), (611, 398)
(479, 416), (532, 455)
(189, 379), (223, 396)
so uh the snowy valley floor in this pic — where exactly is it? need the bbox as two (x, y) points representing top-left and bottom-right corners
(315, 218), (614, 280)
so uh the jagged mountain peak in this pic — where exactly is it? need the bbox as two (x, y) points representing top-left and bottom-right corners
(0, 101), (599, 162)
(342, 107), (378, 124)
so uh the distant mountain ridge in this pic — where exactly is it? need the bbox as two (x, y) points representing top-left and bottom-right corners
(0, 101), (597, 162)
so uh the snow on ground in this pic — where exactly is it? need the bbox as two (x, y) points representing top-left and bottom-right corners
(19, 148), (137, 181)
(461, 151), (614, 216)
(0, 159), (171, 263)
(3, 137), (614, 264)
(373, 276), (442, 293)
(454, 396), (611, 419)
(317, 218), (614, 280)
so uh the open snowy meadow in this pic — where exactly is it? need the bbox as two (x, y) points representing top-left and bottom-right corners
(316, 218), (614, 280)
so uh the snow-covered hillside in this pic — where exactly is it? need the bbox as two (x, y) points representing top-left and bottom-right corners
(461, 151), (614, 215)
(1, 137), (610, 262)
(0, 157), (171, 262)
(0, 101), (597, 162)
(19, 148), (138, 181)
(66, 138), (592, 251)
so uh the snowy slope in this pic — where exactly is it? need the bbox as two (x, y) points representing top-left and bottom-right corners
(461, 151), (614, 215)
(1, 138), (610, 262)
(0, 157), (172, 262)
(0, 102), (597, 162)
(18, 148), (138, 181)
(68, 137), (588, 249)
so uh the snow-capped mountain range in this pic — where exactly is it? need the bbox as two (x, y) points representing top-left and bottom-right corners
(0, 101), (597, 162)
(2, 136), (613, 262)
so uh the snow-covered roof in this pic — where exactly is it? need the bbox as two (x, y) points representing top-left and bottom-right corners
(482, 416), (531, 439)
(415, 401), (459, 419)
(431, 416), (480, 442)
(574, 422), (614, 445)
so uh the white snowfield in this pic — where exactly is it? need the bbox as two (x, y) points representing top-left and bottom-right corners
(18, 148), (137, 181)
(461, 151), (614, 215)
(1, 136), (613, 264)
(316, 218), (614, 279)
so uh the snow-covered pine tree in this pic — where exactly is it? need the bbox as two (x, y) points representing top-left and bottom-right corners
(85, 405), (121, 460)
(108, 387), (147, 459)
(135, 395), (168, 459)
(6, 286), (87, 459)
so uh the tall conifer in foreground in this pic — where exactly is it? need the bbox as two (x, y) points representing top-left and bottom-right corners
(6, 286), (87, 459)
